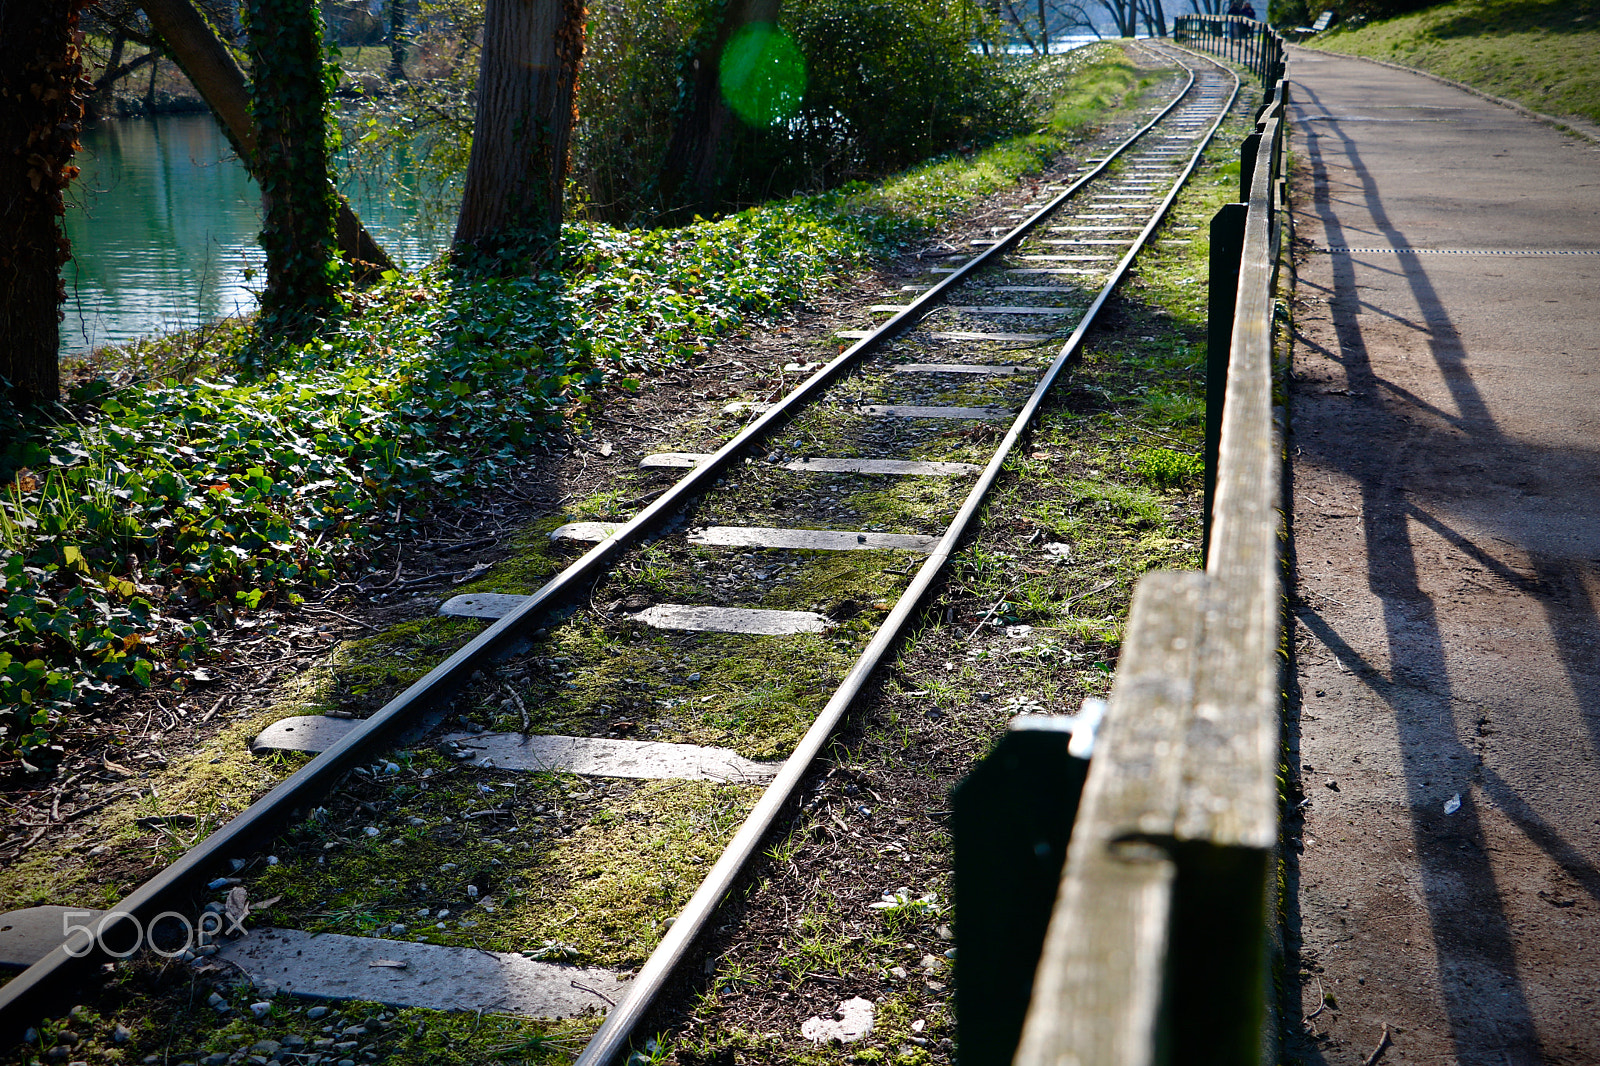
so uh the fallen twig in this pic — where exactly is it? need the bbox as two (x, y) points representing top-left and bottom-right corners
(570, 980), (616, 1006)
(506, 687), (530, 734)
(1362, 1025), (1393, 1066)
(301, 605), (380, 630)
(595, 414), (664, 434)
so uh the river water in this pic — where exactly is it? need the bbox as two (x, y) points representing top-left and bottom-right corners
(62, 113), (454, 353)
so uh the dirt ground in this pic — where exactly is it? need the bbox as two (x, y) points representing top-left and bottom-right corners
(1281, 48), (1600, 1066)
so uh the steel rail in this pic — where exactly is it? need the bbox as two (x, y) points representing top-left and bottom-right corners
(573, 43), (1241, 1066)
(0, 44), (1228, 1046)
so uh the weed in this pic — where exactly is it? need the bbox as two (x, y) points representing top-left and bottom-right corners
(1136, 447), (1204, 490)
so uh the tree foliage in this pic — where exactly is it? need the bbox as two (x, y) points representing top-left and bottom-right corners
(342, 0), (1028, 226)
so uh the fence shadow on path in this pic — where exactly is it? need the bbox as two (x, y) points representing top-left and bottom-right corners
(1284, 77), (1600, 1066)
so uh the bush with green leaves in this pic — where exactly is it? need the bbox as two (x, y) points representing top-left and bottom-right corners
(781, 0), (1025, 181)
(342, 0), (1025, 223)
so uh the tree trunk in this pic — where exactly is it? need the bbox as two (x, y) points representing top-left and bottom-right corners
(92, 32), (129, 114)
(387, 0), (407, 81)
(658, 0), (781, 217)
(1143, 0), (1166, 35)
(139, 0), (398, 279)
(247, 0), (339, 319)
(453, 0), (587, 248)
(0, 0), (92, 403)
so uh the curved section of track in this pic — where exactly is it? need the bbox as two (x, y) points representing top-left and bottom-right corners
(0, 42), (1241, 1062)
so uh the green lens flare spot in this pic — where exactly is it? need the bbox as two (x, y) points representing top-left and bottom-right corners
(719, 22), (807, 127)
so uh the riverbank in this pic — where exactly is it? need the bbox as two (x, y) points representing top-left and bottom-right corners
(85, 42), (414, 120)
(1304, 0), (1600, 131)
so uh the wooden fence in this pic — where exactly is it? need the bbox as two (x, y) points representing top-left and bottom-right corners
(1008, 57), (1290, 1066)
(1175, 14), (1287, 86)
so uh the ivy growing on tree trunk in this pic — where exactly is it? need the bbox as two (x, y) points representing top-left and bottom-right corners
(0, 0), (92, 404)
(247, 0), (343, 327)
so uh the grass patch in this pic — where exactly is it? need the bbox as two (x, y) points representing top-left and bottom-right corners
(1309, 0), (1600, 125)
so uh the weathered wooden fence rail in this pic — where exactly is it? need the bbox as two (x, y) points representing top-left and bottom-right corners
(954, 41), (1292, 1066)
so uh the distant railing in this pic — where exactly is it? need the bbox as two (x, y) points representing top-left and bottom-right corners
(1175, 14), (1286, 86)
(1004, 65), (1291, 1066)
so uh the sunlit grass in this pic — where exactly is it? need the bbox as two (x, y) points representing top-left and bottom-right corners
(1311, 0), (1600, 124)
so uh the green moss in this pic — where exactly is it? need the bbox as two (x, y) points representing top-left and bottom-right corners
(331, 616), (484, 703)
(11, 986), (595, 1066)
(1136, 447), (1204, 490)
(246, 767), (758, 969)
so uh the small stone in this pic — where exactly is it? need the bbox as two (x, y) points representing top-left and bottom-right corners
(466, 885), (479, 898)
(334, 1041), (358, 1051)
(306, 1006), (329, 1019)
(409, 817), (425, 826)
(266, 856), (279, 866)
(250, 1001), (271, 1019)
(389, 923), (407, 935)
(281, 1035), (306, 1047)
(890, 966), (909, 980)
(384, 762), (400, 775)
(207, 991), (230, 1012)
(365, 827), (380, 837)
(687, 673), (701, 683)
(250, 1040), (281, 1055)
(801, 997), (875, 1044)
(23, 1029), (38, 1043)
(202, 1055), (229, 1066)
(342, 1027), (367, 1038)
(437, 909), (451, 919)
(339, 1060), (356, 1066)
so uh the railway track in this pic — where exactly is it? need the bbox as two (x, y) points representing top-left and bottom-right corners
(0, 41), (1242, 1064)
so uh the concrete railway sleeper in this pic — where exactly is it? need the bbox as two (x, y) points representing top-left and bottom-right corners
(0, 43), (1245, 1063)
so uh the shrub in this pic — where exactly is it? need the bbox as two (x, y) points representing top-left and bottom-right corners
(781, 0), (1026, 181)
(1136, 447), (1204, 490)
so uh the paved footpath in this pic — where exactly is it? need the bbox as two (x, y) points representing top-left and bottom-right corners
(1284, 48), (1600, 1066)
